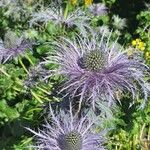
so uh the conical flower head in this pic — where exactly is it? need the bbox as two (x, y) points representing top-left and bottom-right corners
(27, 104), (105, 150)
(78, 50), (105, 72)
(59, 130), (82, 150)
(43, 30), (150, 109)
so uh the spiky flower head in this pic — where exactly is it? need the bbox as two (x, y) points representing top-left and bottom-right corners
(112, 15), (127, 30)
(27, 104), (105, 150)
(89, 3), (107, 16)
(0, 31), (31, 63)
(43, 30), (150, 109)
(30, 6), (91, 35)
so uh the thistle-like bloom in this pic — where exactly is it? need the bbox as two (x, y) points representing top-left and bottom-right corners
(43, 30), (150, 109)
(89, 3), (107, 16)
(27, 104), (105, 150)
(0, 31), (31, 63)
(112, 15), (127, 30)
(30, 6), (91, 34)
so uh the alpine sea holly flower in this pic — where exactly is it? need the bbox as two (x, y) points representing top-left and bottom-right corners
(112, 15), (127, 30)
(89, 3), (107, 16)
(43, 30), (150, 109)
(26, 104), (105, 150)
(0, 31), (31, 63)
(30, 6), (91, 34)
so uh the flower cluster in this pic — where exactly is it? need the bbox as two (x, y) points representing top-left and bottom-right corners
(132, 39), (146, 51)
(129, 39), (150, 61)
(126, 39), (147, 59)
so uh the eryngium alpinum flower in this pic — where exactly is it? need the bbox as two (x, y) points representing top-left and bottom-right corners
(89, 3), (107, 16)
(43, 31), (150, 109)
(0, 31), (31, 63)
(112, 15), (127, 30)
(27, 105), (105, 150)
(30, 6), (91, 34)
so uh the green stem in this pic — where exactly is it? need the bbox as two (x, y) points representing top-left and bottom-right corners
(25, 54), (34, 66)
(36, 86), (50, 95)
(30, 90), (43, 103)
(62, 1), (69, 34)
(13, 87), (21, 92)
(148, 125), (150, 140)
(38, 95), (51, 101)
(140, 123), (146, 140)
(15, 78), (23, 86)
(0, 67), (10, 77)
(18, 57), (29, 74)
(134, 135), (138, 150)
(64, 1), (69, 20)
(31, 90), (51, 102)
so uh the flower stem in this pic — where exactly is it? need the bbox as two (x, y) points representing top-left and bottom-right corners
(62, 1), (69, 34)
(36, 86), (50, 95)
(18, 57), (29, 75)
(30, 90), (43, 103)
(0, 67), (10, 77)
(140, 123), (146, 140)
(25, 54), (34, 66)
(64, 1), (69, 20)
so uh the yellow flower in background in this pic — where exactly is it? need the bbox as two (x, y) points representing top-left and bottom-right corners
(137, 41), (145, 51)
(70, 0), (77, 5)
(85, 0), (93, 6)
(131, 39), (145, 51)
(132, 40), (136, 46)
(135, 38), (140, 43)
(145, 52), (150, 60)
